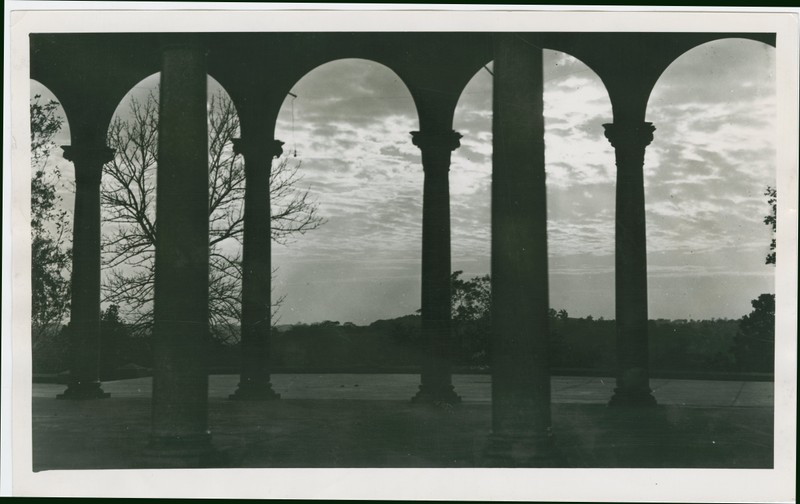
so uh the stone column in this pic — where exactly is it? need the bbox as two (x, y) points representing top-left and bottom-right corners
(149, 35), (212, 463)
(410, 129), (462, 404)
(229, 138), (284, 400)
(603, 121), (657, 407)
(486, 33), (557, 466)
(56, 144), (114, 400)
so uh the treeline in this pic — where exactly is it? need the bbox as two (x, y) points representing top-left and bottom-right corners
(389, 313), (766, 374)
(33, 306), (774, 378)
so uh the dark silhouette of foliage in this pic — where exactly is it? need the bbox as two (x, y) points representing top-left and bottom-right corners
(451, 271), (491, 322)
(729, 187), (777, 373)
(32, 323), (69, 374)
(31, 95), (71, 331)
(450, 271), (491, 367)
(733, 294), (775, 373)
(764, 186), (776, 265)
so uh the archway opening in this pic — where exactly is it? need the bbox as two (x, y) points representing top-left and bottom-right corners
(30, 80), (72, 228)
(645, 38), (776, 372)
(646, 39), (776, 318)
(30, 79), (73, 374)
(272, 58), (421, 340)
(103, 73), (243, 347)
(450, 50), (615, 369)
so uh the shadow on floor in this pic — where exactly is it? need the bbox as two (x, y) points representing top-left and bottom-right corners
(33, 396), (773, 470)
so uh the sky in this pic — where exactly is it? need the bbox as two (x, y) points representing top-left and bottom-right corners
(32, 37), (777, 325)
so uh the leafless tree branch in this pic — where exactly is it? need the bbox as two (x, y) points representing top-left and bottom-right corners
(101, 89), (323, 340)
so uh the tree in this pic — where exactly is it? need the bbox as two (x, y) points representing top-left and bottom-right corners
(99, 304), (134, 376)
(733, 293), (775, 372)
(449, 271), (491, 366)
(764, 186), (776, 265)
(31, 95), (71, 332)
(733, 187), (778, 372)
(448, 271), (576, 367)
(101, 90), (324, 340)
(450, 270), (491, 322)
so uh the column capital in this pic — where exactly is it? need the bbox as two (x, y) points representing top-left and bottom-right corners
(410, 130), (462, 153)
(61, 145), (115, 184)
(232, 138), (284, 160)
(602, 122), (656, 150)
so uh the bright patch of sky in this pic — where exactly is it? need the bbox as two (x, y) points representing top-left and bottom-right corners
(31, 38), (776, 324)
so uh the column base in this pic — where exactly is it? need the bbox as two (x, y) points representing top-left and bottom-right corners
(228, 380), (281, 401)
(482, 431), (564, 467)
(608, 387), (657, 407)
(140, 432), (225, 468)
(56, 381), (110, 400)
(411, 384), (461, 405)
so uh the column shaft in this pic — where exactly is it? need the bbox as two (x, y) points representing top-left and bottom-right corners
(604, 121), (657, 406)
(487, 33), (556, 465)
(229, 138), (283, 400)
(411, 129), (461, 404)
(150, 36), (211, 456)
(57, 145), (113, 400)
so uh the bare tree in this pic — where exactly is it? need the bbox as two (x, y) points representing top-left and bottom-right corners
(102, 90), (323, 340)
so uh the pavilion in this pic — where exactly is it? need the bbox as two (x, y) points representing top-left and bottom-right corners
(30, 30), (776, 466)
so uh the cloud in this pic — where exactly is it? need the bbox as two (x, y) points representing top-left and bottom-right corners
(31, 41), (777, 325)
(278, 59), (420, 131)
(647, 38), (776, 108)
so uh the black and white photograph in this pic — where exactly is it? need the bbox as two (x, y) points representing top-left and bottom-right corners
(4, 4), (797, 501)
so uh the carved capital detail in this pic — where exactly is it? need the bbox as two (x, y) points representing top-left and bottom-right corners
(232, 138), (284, 160)
(61, 145), (115, 185)
(410, 130), (462, 153)
(602, 122), (656, 150)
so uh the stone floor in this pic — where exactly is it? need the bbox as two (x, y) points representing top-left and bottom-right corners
(32, 374), (774, 470)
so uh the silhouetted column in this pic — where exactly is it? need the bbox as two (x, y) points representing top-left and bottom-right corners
(604, 121), (657, 407)
(411, 129), (462, 404)
(486, 33), (557, 466)
(229, 137), (283, 400)
(56, 144), (114, 400)
(149, 35), (212, 463)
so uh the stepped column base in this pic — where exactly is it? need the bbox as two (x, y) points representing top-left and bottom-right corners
(56, 381), (110, 400)
(228, 379), (281, 401)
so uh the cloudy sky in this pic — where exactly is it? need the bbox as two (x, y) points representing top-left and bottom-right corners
(33, 37), (777, 325)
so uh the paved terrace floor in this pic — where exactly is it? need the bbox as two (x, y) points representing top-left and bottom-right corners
(32, 374), (774, 470)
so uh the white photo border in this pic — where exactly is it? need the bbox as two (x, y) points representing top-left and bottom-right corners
(5, 4), (798, 501)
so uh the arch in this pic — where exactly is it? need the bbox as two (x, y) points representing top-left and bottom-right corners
(281, 57), (420, 131)
(449, 50), (616, 322)
(108, 71), (240, 128)
(646, 36), (777, 116)
(646, 34), (775, 113)
(271, 57), (423, 325)
(29, 79), (74, 253)
(541, 49), (616, 320)
(450, 63), (492, 280)
(644, 38), (776, 321)
(30, 79), (71, 150)
(103, 71), (244, 327)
